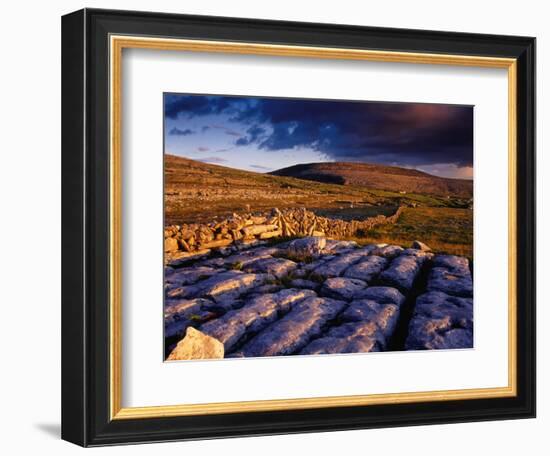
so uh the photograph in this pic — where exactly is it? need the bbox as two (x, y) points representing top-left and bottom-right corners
(57, 6), (536, 447)
(163, 94), (474, 361)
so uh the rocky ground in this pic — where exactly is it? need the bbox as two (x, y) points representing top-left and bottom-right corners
(164, 237), (473, 361)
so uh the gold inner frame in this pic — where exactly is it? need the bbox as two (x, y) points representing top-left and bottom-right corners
(109, 35), (518, 420)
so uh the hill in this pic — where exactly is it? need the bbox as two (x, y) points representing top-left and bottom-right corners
(270, 162), (472, 198)
(164, 154), (471, 225)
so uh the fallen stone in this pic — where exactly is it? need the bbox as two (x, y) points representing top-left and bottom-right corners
(379, 255), (423, 293)
(411, 240), (431, 251)
(201, 289), (316, 352)
(322, 240), (358, 253)
(239, 297), (347, 357)
(259, 229), (283, 239)
(343, 255), (388, 282)
(371, 244), (404, 259)
(320, 277), (367, 301)
(401, 248), (434, 260)
(200, 239), (233, 250)
(286, 236), (327, 256)
(164, 237), (179, 252)
(405, 291), (473, 350)
(242, 224), (278, 237)
(167, 327), (224, 361)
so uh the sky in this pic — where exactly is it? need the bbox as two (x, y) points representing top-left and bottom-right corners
(164, 93), (473, 179)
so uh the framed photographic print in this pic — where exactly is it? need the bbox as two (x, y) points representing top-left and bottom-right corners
(61, 8), (536, 447)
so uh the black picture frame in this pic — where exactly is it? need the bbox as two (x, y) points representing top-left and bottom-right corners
(62, 8), (536, 447)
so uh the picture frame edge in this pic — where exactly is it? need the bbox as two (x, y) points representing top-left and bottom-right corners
(61, 8), (536, 447)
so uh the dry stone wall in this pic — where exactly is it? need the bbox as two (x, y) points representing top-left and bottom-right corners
(164, 206), (405, 262)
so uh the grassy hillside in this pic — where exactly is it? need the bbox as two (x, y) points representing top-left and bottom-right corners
(270, 161), (473, 198)
(165, 154), (470, 223)
(165, 154), (472, 256)
(351, 207), (473, 258)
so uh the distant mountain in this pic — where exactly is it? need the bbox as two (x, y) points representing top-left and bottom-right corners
(270, 162), (472, 198)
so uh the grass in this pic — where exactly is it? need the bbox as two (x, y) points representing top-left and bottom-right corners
(349, 206), (473, 257)
(165, 155), (473, 257)
(228, 261), (243, 271)
(265, 271), (298, 288)
(274, 250), (315, 264)
(164, 156), (472, 224)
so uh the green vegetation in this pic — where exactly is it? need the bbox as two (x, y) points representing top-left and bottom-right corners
(351, 207), (473, 258)
(228, 261), (243, 271)
(274, 250), (314, 264)
(165, 155), (473, 256)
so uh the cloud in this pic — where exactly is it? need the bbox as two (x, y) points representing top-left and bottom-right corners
(195, 156), (228, 164)
(210, 124), (242, 137)
(165, 95), (473, 167)
(236, 125), (267, 146)
(197, 146), (210, 152)
(169, 127), (195, 136)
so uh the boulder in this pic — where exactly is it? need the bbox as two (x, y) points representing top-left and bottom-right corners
(241, 224), (278, 237)
(167, 327), (224, 361)
(164, 237), (179, 252)
(259, 229), (283, 239)
(370, 244), (404, 259)
(322, 240), (358, 253)
(320, 277), (367, 301)
(411, 240), (431, 251)
(286, 236), (327, 256)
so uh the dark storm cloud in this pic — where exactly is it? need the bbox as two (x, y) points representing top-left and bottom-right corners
(236, 125), (267, 146)
(169, 127), (195, 136)
(165, 95), (473, 167)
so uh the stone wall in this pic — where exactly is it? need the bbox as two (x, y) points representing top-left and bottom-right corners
(164, 206), (404, 256)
